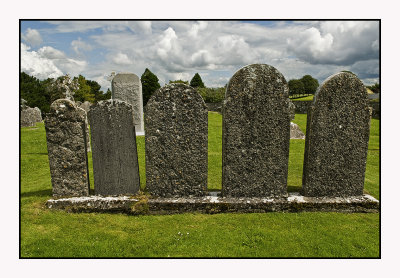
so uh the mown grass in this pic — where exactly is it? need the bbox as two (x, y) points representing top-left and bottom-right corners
(290, 95), (315, 101)
(20, 112), (380, 258)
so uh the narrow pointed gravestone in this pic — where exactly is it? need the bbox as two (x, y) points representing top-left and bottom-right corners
(112, 72), (145, 135)
(302, 72), (370, 197)
(88, 100), (140, 195)
(44, 99), (90, 197)
(222, 64), (291, 197)
(145, 83), (208, 197)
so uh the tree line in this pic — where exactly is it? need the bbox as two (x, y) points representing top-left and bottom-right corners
(22, 69), (374, 115)
(20, 72), (111, 114)
(288, 75), (319, 98)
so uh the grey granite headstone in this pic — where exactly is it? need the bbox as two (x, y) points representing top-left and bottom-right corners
(222, 64), (290, 197)
(302, 72), (370, 197)
(145, 83), (208, 197)
(44, 99), (89, 197)
(79, 101), (91, 113)
(76, 107), (91, 152)
(20, 107), (42, 127)
(112, 73), (144, 135)
(88, 99), (140, 196)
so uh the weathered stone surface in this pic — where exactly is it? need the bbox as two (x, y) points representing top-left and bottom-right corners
(79, 101), (92, 113)
(46, 193), (380, 214)
(44, 99), (89, 197)
(112, 73), (144, 134)
(290, 122), (305, 139)
(302, 72), (370, 197)
(20, 107), (42, 127)
(88, 99), (140, 196)
(145, 83), (208, 197)
(76, 107), (91, 152)
(222, 64), (290, 197)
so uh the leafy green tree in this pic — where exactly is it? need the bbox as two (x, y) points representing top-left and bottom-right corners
(103, 88), (112, 100)
(198, 87), (225, 103)
(20, 72), (50, 113)
(300, 75), (319, 94)
(141, 68), (161, 105)
(169, 79), (189, 85)
(86, 79), (105, 102)
(190, 73), (205, 88)
(288, 79), (305, 96)
(367, 83), (380, 94)
(73, 75), (95, 103)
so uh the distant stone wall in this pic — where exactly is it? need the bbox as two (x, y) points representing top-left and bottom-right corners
(292, 101), (313, 114)
(369, 102), (380, 119)
(292, 100), (380, 119)
(205, 102), (223, 113)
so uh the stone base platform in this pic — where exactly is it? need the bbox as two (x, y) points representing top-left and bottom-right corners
(46, 192), (379, 214)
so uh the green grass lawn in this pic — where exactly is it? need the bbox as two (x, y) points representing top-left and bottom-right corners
(20, 112), (380, 257)
(290, 95), (315, 101)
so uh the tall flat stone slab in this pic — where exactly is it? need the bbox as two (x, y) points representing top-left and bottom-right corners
(112, 73), (144, 135)
(222, 64), (290, 197)
(44, 99), (89, 197)
(145, 83), (208, 197)
(302, 72), (370, 197)
(88, 100), (140, 196)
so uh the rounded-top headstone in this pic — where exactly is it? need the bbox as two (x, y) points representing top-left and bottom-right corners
(302, 72), (370, 197)
(112, 72), (144, 134)
(222, 64), (290, 197)
(145, 83), (208, 197)
(44, 99), (89, 197)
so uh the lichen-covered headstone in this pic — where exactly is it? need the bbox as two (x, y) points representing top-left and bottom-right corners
(302, 72), (370, 197)
(222, 64), (290, 197)
(44, 99), (89, 197)
(145, 83), (208, 197)
(112, 73), (144, 135)
(20, 107), (42, 127)
(88, 100), (140, 196)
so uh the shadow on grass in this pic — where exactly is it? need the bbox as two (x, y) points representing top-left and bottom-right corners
(20, 189), (52, 198)
(287, 185), (302, 193)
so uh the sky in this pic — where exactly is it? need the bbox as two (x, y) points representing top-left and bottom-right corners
(20, 20), (380, 92)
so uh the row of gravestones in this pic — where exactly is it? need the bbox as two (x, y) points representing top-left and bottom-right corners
(45, 64), (370, 199)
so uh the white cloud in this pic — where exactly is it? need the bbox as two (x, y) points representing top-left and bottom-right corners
(287, 21), (379, 65)
(21, 43), (63, 79)
(112, 52), (133, 65)
(21, 43), (87, 79)
(21, 28), (42, 47)
(38, 46), (65, 59)
(136, 21), (152, 35)
(71, 38), (93, 55)
(188, 21), (208, 38)
(24, 21), (379, 90)
(156, 27), (179, 60)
